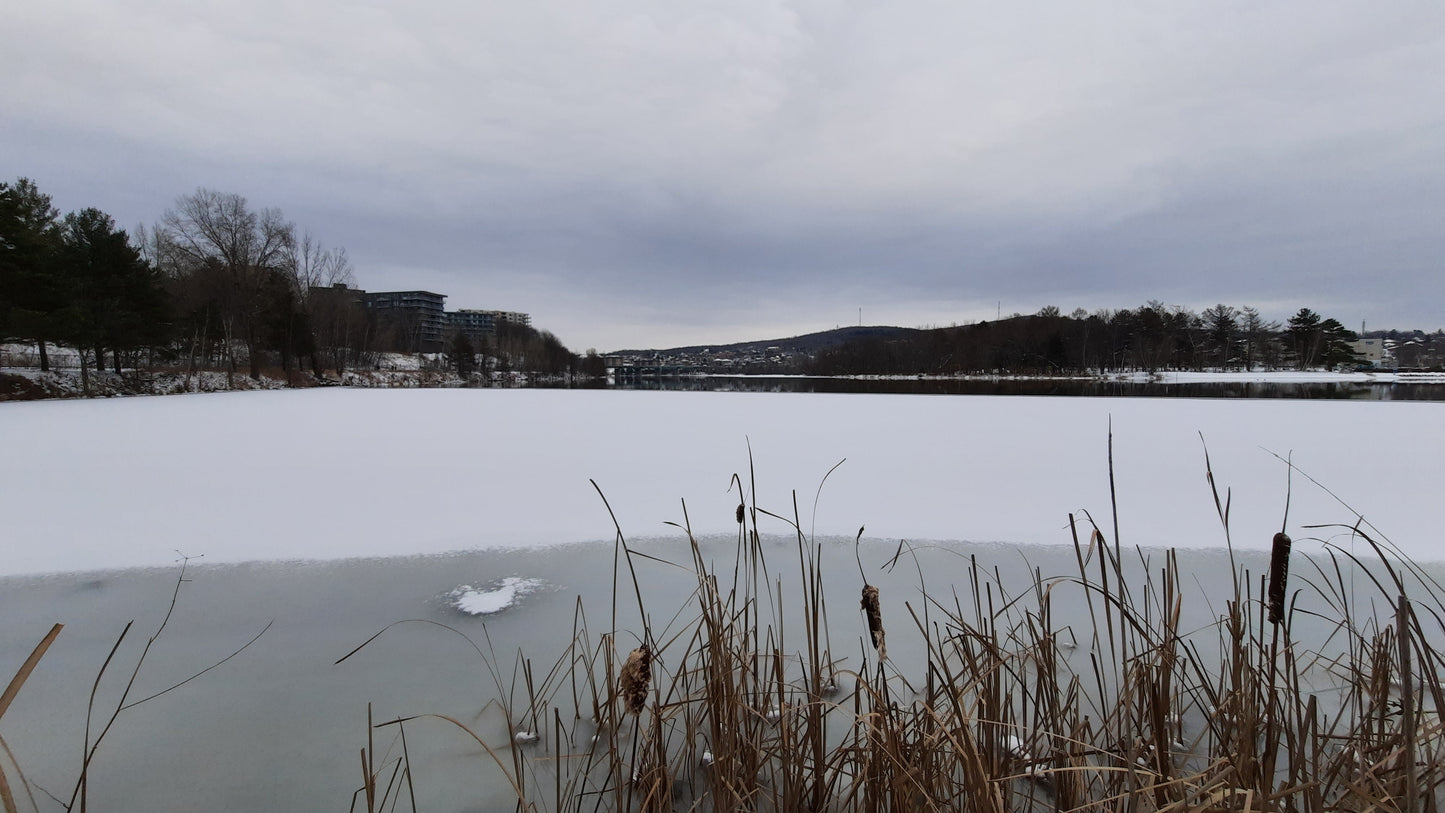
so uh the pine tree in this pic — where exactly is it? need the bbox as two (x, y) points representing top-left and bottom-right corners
(1286, 308), (1324, 369)
(57, 207), (172, 376)
(0, 178), (65, 370)
(1317, 318), (1361, 369)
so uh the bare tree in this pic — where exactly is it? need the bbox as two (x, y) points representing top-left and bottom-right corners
(290, 232), (353, 296)
(160, 189), (295, 381)
(1239, 306), (1280, 371)
(137, 221), (209, 387)
(289, 235), (361, 376)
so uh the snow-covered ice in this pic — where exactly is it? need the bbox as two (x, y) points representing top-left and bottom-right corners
(1, 388), (1441, 575)
(449, 577), (546, 615)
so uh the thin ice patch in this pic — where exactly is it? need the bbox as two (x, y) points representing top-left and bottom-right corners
(449, 577), (546, 615)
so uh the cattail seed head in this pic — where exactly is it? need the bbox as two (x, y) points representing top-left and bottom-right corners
(619, 644), (652, 715)
(1267, 532), (1292, 625)
(861, 584), (886, 660)
(735, 503), (745, 524)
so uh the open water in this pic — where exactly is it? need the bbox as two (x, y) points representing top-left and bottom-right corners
(608, 375), (1445, 400)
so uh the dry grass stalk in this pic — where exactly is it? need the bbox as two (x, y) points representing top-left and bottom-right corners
(619, 644), (652, 716)
(0, 624), (62, 726)
(0, 762), (14, 813)
(0, 624), (63, 813)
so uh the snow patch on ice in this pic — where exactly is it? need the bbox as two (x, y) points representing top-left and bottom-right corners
(450, 577), (546, 615)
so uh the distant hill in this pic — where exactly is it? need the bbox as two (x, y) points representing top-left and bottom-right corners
(610, 326), (922, 357)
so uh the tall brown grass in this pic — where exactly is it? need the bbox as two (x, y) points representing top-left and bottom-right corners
(344, 449), (1445, 812)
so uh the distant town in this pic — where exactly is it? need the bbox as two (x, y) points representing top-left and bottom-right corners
(605, 307), (1443, 379)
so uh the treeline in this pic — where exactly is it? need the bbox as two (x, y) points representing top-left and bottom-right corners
(466, 320), (596, 378)
(1, 179), (169, 384)
(808, 303), (1368, 376)
(0, 178), (587, 388)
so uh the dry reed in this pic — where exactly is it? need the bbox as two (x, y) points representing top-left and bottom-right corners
(334, 452), (1445, 811)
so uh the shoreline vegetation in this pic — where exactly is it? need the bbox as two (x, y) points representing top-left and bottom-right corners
(3, 346), (1442, 402)
(6, 455), (1443, 811)
(1, 180), (604, 397)
(0, 352), (593, 401)
(331, 466), (1445, 811)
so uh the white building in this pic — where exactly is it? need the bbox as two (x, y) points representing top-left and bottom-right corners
(1349, 338), (1388, 366)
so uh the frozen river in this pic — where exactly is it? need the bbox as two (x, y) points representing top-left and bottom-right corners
(1, 388), (1441, 809)
(2, 387), (1439, 575)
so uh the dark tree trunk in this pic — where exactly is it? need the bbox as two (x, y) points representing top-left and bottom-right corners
(246, 328), (262, 380)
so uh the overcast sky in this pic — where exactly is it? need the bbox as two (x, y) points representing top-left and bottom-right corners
(6, 1), (1443, 350)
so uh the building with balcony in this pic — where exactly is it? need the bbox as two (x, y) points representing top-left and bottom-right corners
(362, 290), (447, 352)
(445, 309), (532, 340)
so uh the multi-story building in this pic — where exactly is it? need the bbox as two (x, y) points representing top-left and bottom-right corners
(491, 311), (531, 328)
(445, 309), (532, 341)
(1349, 338), (1388, 367)
(363, 290), (447, 352)
(447, 309), (498, 339)
(314, 287), (532, 353)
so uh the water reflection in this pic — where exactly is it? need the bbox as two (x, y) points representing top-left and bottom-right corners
(608, 376), (1444, 400)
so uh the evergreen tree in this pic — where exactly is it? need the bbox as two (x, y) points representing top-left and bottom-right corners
(1285, 308), (1360, 369)
(450, 332), (476, 377)
(1286, 308), (1324, 369)
(1239, 306), (1280, 370)
(1201, 304), (1239, 369)
(0, 178), (64, 370)
(57, 207), (172, 375)
(1318, 318), (1361, 369)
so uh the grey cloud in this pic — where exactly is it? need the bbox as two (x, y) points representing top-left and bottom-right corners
(4, 0), (1444, 349)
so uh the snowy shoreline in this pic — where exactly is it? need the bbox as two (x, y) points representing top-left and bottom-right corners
(5, 353), (1443, 403)
(699, 369), (1445, 384)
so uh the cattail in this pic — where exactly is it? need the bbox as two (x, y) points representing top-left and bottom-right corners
(735, 502), (745, 524)
(619, 644), (652, 715)
(1267, 532), (1292, 624)
(861, 584), (886, 660)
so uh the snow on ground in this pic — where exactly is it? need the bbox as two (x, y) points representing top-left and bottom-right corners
(1, 388), (1441, 576)
(1, 342), (85, 366)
